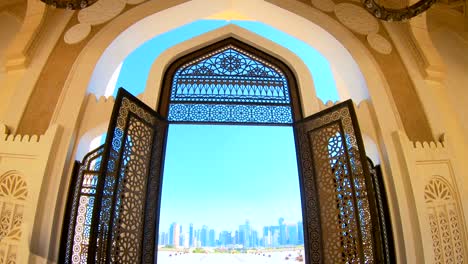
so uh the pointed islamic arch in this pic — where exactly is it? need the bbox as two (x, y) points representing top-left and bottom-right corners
(158, 38), (303, 125)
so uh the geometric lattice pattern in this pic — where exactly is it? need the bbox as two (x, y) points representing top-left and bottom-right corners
(168, 104), (292, 124)
(64, 146), (104, 264)
(0, 171), (27, 264)
(168, 45), (293, 124)
(88, 89), (167, 264)
(295, 100), (384, 263)
(368, 160), (394, 263)
(425, 177), (466, 264)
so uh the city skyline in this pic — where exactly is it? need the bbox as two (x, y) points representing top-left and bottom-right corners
(158, 217), (304, 249)
(158, 124), (304, 232)
(159, 218), (304, 235)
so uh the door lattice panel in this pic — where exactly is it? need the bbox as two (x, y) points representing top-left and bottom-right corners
(62, 146), (103, 264)
(87, 89), (167, 264)
(295, 100), (386, 263)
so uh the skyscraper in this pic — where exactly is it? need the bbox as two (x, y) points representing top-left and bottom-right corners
(219, 231), (232, 247)
(189, 223), (194, 247)
(159, 232), (167, 246)
(263, 226), (271, 247)
(297, 221), (304, 245)
(251, 230), (259, 248)
(209, 229), (216, 247)
(200, 225), (209, 247)
(179, 225), (183, 246)
(270, 226), (280, 247)
(287, 223), (298, 245)
(169, 222), (180, 247)
(239, 220), (252, 248)
(279, 217), (286, 245)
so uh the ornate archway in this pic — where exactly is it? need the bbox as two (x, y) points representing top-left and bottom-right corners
(38, 1), (422, 263)
(60, 38), (393, 264)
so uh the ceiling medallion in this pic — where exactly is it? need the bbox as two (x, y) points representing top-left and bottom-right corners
(362, 0), (438, 21)
(40, 0), (98, 10)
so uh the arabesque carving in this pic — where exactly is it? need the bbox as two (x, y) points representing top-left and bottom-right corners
(425, 177), (466, 264)
(0, 171), (27, 264)
(0, 172), (27, 201)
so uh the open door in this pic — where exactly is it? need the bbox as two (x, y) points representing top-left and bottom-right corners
(82, 88), (168, 264)
(61, 90), (393, 263)
(86, 88), (168, 264)
(294, 100), (386, 263)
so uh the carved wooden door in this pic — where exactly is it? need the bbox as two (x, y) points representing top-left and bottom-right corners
(62, 92), (393, 263)
(86, 88), (167, 264)
(294, 100), (387, 264)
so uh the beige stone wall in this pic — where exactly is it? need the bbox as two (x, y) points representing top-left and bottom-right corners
(427, 7), (468, 140)
(394, 131), (468, 263)
(0, 123), (59, 264)
(0, 11), (22, 119)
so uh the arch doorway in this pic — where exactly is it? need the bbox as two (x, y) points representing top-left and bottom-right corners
(60, 38), (392, 264)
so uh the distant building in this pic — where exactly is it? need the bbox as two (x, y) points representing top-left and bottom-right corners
(209, 229), (216, 247)
(179, 225), (183, 246)
(239, 220), (252, 248)
(158, 232), (168, 246)
(262, 226), (271, 247)
(219, 231), (232, 246)
(251, 230), (259, 248)
(200, 225), (209, 247)
(270, 226), (280, 247)
(169, 222), (180, 247)
(297, 221), (304, 245)
(278, 218), (286, 245)
(195, 229), (201, 247)
(189, 223), (194, 247)
(287, 223), (298, 245)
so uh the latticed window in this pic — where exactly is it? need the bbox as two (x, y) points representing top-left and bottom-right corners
(161, 39), (301, 125)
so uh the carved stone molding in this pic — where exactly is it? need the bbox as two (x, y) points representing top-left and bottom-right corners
(408, 14), (447, 81)
(4, 0), (46, 71)
(0, 171), (27, 264)
(425, 177), (466, 263)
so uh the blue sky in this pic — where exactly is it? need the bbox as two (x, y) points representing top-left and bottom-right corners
(115, 19), (339, 102)
(159, 124), (303, 232)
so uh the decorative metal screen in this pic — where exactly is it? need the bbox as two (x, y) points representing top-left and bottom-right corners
(61, 145), (104, 264)
(367, 159), (395, 264)
(85, 88), (167, 264)
(167, 44), (293, 124)
(294, 100), (385, 263)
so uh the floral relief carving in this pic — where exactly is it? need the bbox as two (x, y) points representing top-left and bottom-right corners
(0, 172), (27, 201)
(425, 177), (466, 264)
(0, 171), (27, 264)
